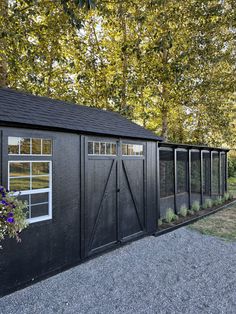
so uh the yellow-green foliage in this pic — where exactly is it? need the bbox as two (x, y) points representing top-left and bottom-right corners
(204, 198), (213, 208)
(191, 201), (200, 212)
(0, 1), (235, 145)
(165, 208), (178, 223)
(224, 192), (230, 201)
(179, 205), (188, 217)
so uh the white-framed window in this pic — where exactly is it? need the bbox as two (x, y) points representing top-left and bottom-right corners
(8, 137), (52, 156)
(8, 161), (52, 223)
(122, 143), (143, 156)
(88, 141), (117, 156)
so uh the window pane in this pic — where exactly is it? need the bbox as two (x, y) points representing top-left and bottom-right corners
(42, 139), (52, 155)
(32, 162), (49, 175)
(100, 142), (106, 154)
(94, 142), (100, 154)
(88, 142), (93, 154)
(160, 150), (174, 197)
(191, 152), (201, 193)
(106, 143), (111, 155)
(128, 144), (134, 155)
(10, 162), (30, 177)
(122, 144), (128, 155)
(31, 203), (48, 218)
(32, 176), (49, 189)
(212, 153), (219, 194)
(18, 194), (29, 204)
(32, 138), (42, 154)
(10, 178), (30, 191)
(31, 192), (49, 205)
(20, 138), (31, 154)
(8, 137), (20, 154)
(112, 143), (116, 155)
(133, 145), (143, 155)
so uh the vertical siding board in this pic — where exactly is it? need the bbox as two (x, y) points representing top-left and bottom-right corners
(80, 135), (86, 259)
(146, 141), (157, 234)
(156, 142), (160, 230)
(0, 129), (2, 186)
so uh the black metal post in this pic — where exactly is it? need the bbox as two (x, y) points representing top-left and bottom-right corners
(219, 152), (222, 196)
(174, 148), (178, 214)
(188, 149), (191, 209)
(200, 150), (203, 206)
(210, 150), (213, 198)
(225, 152), (228, 193)
(156, 142), (161, 227)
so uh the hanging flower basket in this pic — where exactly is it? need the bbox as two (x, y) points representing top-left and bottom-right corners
(0, 186), (28, 249)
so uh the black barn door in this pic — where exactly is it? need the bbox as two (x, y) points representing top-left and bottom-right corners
(84, 137), (146, 256)
(120, 145), (146, 241)
(84, 138), (118, 256)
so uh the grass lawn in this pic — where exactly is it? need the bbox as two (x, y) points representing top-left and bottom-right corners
(228, 176), (236, 197)
(189, 202), (236, 241)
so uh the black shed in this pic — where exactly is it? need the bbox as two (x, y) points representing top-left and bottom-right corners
(0, 88), (229, 296)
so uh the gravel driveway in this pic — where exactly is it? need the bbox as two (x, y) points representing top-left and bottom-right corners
(1, 227), (236, 314)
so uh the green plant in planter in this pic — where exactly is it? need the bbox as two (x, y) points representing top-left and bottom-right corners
(224, 192), (230, 201)
(204, 198), (213, 208)
(191, 201), (200, 212)
(229, 192), (234, 200)
(0, 186), (28, 249)
(165, 208), (178, 223)
(214, 197), (223, 206)
(179, 205), (188, 217)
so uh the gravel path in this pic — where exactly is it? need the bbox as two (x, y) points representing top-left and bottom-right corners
(1, 227), (236, 314)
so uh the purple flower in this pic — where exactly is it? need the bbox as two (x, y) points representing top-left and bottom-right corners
(7, 217), (14, 223)
(8, 212), (14, 217)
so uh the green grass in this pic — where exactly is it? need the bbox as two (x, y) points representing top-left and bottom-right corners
(189, 203), (236, 241)
(228, 176), (236, 198)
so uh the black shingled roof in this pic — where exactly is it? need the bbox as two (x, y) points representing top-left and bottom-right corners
(0, 88), (162, 141)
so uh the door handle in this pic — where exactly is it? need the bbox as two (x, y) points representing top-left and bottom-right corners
(117, 188), (120, 192)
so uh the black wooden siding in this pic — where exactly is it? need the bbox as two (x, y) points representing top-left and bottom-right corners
(0, 125), (228, 297)
(0, 127), (159, 297)
(0, 127), (81, 296)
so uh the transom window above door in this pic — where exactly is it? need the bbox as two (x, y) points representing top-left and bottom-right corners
(88, 141), (117, 156)
(122, 143), (143, 156)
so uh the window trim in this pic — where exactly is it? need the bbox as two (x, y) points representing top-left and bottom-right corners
(88, 141), (117, 156)
(122, 143), (144, 157)
(8, 160), (52, 224)
(8, 137), (52, 156)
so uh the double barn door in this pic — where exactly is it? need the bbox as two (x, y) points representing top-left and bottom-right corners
(84, 137), (146, 256)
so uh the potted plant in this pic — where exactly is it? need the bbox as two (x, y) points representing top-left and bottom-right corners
(0, 186), (28, 249)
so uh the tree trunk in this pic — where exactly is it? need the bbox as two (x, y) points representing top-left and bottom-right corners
(161, 108), (168, 141)
(119, 2), (128, 115)
(0, 0), (8, 87)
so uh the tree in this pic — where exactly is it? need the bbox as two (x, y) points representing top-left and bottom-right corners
(1, 0), (235, 146)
